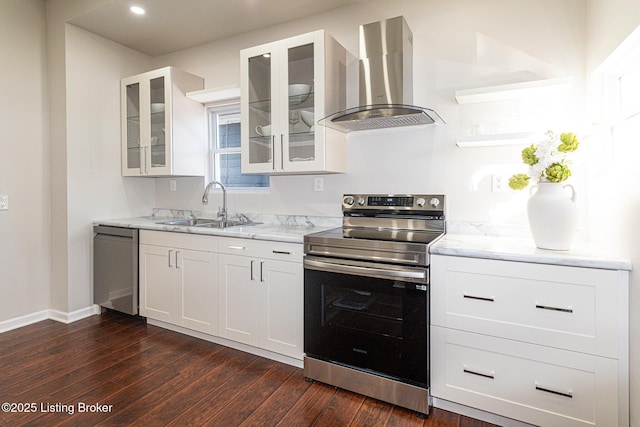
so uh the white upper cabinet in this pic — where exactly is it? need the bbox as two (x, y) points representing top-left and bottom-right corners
(121, 66), (205, 177)
(241, 31), (348, 175)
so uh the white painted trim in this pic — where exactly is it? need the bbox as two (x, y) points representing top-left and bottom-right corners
(0, 305), (101, 333)
(186, 86), (240, 104)
(49, 305), (101, 324)
(146, 318), (303, 369)
(0, 309), (50, 333)
(432, 397), (534, 427)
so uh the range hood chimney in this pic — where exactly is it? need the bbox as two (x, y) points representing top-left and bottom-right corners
(319, 16), (444, 133)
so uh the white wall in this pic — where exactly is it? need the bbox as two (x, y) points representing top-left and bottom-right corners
(153, 0), (587, 227)
(0, 0), (50, 322)
(64, 24), (156, 312)
(585, 1), (640, 424)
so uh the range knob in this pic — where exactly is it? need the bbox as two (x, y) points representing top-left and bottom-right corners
(344, 196), (355, 206)
(416, 198), (426, 207)
(430, 197), (441, 208)
(357, 197), (366, 206)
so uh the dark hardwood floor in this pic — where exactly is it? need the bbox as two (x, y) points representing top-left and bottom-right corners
(0, 311), (496, 426)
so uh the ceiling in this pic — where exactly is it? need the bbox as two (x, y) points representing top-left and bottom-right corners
(69, 0), (366, 57)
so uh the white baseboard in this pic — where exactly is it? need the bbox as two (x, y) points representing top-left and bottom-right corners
(0, 305), (101, 333)
(146, 318), (304, 369)
(0, 310), (50, 333)
(432, 397), (534, 427)
(48, 305), (101, 324)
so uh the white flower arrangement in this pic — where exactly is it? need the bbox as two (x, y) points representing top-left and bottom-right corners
(509, 130), (580, 190)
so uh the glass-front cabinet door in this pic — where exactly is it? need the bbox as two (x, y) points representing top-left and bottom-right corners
(121, 67), (204, 177)
(244, 50), (276, 172)
(124, 82), (141, 171)
(241, 31), (347, 175)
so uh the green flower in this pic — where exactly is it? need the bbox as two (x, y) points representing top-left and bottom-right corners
(508, 173), (530, 190)
(558, 132), (579, 152)
(545, 162), (571, 182)
(521, 144), (539, 165)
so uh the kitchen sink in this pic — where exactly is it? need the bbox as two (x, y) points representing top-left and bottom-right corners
(156, 218), (261, 228)
(156, 218), (217, 226)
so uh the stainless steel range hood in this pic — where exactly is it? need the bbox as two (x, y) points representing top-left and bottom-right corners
(319, 16), (444, 133)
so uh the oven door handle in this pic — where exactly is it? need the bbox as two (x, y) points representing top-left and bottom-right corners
(304, 257), (427, 283)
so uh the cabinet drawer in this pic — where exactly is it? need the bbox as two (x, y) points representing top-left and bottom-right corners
(218, 237), (302, 262)
(140, 230), (218, 252)
(431, 326), (620, 427)
(431, 255), (621, 357)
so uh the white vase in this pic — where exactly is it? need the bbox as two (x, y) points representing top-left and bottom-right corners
(527, 182), (578, 251)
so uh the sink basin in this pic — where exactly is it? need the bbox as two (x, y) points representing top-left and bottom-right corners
(194, 220), (261, 228)
(156, 218), (218, 226)
(156, 218), (261, 228)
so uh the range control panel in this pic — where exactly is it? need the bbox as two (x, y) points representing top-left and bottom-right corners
(342, 194), (445, 212)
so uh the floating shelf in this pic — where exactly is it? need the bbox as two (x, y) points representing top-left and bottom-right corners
(456, 132), (536, 148)
(455, 77), (572, 104)
(187, 86), (240, 104)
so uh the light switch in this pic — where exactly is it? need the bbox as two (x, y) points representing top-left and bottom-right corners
(169, 180), (177, 191)
(0, 195), (8, 210)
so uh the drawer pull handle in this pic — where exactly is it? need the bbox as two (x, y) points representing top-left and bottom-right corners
(228, 245), (246, 250)
(273, 250), (292, 255)
(535, 383), (573, 399)
(535, 303), (573, 313)
(463, 294), (495, 302)
(463, 367), (495, 379)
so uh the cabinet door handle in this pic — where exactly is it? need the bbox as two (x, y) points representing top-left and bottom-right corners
(250, 259), (255, 281)
(463, 293), (495, 302)
(272, 250), (292, 255)
(168, 250), (173, 267)
(260, 261), (265, 282)
(280, 134), (284, 170)
(535, 383), (573, 398)
(463, 366), (495, 379)
(272, 136), (276, 171)
(227, 245), (246, 250)
(175, 251), (181, 269)
(535, 303), (573, 313)
(144, 146), (150, 174)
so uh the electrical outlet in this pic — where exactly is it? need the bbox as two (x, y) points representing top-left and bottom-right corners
(169, 179), (177, 192)
(492, 175), (507, 193)
(313, 177), (324, 192)
(0, 195), (8, 210)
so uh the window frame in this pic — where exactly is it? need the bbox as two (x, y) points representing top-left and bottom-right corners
(206, 100), (269, 192)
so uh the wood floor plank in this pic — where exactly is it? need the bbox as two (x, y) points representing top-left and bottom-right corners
(311, 387), (366, 426)
(0, 312), (496, 427)
(239, 368), (314, 427)
(276, 380), (339, 426)
(350, 397), (394, 426)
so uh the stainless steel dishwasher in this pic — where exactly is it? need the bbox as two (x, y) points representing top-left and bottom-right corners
(93, 225), (139, 315)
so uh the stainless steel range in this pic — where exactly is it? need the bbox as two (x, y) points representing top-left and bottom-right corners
(303, 194), (445, 417)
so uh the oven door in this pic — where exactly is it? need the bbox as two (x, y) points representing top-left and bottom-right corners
(304, 256), (428, 387)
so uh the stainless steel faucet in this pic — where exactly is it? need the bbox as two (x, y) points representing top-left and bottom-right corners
(201, 180), (227, 221)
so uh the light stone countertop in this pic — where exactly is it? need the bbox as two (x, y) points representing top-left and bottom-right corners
(432, 224), (632, 271)
(94, 209), (341, 244)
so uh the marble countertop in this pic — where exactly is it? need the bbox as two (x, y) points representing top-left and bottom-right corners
(431, 232), (632, 271)
(94, 209), (341, 244)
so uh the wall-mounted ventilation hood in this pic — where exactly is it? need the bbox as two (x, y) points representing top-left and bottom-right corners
(319, 16), (444, 133)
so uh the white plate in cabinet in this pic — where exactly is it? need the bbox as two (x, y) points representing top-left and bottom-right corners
(240, 30), (347, 175)
(430, 255), (624, 358)
(431, 326), (620, 427)
(121, 66), (205, 177)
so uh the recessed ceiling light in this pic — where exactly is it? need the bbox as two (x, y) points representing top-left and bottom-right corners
(130, 6), (145, 15)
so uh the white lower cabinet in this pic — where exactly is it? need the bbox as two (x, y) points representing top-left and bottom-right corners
(430, 254), (629, 427)
(217, 237), (303, 359)
(139, 231), (217, 335)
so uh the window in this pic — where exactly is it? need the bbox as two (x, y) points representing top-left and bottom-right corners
(208, 104), (269, 189)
